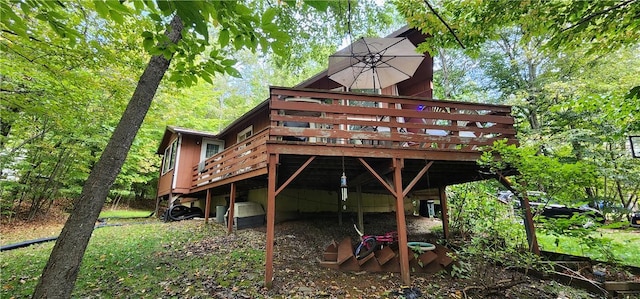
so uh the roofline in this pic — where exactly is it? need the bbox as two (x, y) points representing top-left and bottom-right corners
(216, 99), (270, 137)
(167, 125), (218, 138)
(156, 125), (219, 155)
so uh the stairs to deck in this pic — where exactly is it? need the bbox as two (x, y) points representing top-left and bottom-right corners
(319, 237), (453, 273)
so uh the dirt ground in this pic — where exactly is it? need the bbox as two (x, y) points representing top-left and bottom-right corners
(190, 213), (601, 299)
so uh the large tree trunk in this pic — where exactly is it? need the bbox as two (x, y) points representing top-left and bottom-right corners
(32, 15), (183, 299)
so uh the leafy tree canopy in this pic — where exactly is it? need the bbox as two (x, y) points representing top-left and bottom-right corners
(394, 0), (640, 56)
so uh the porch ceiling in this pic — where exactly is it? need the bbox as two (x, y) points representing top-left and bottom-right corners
(198, 154), (510, 197)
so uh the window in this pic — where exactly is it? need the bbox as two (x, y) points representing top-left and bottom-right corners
(162, 139), (178, 174)
(200, 138), (224, 161)
(237, 125), (253, 143)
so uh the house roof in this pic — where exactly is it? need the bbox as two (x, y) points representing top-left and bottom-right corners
(156, 126), (218, 155)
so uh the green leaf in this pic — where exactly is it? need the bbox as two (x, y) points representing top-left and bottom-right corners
(233, 35), (243, 50)
(201, 73), (213, 84)
(93, 1), (110, 18)
(149, 13), (162, 22)
(234, 3), (252, 16)
(303, 0), (330, 11)
(105, 1), (130, 14)
(221, 59), (236, 66)
(262, 7), (277, 25)
(625, 86), (640, 100)
(141, 31), (153, 39)
(218, 29), (229, 47)
(142, 37), (154, 51)
(156, 0), (173, 15)
(108, 9), (124, 24)
(224, 66), (242, 78)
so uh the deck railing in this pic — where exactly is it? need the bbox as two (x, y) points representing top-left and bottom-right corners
(191, 87), (516, 190)
(191, 129), (269, 189)
(269, 87), (516, 151)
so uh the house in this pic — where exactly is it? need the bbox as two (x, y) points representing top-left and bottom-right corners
(155, 26), (538, 287)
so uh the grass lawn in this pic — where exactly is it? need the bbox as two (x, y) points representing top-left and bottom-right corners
(98, 209), (154, 219)
(1, 220), (255, 298)
(537, 228), (640, 267)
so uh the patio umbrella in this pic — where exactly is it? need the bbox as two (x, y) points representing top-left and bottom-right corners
(328, 37), (424, 90)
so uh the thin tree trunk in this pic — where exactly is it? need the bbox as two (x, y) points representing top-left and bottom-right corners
(32, 15), (183, 299)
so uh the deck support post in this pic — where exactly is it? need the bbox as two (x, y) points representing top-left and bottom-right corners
(204, 189), (211, 224)
(439, 186), (450, 240)
(227, 183), (236, 234)
(265, 153), (278, 288)
(393, 158), (410, 286)
(496, 174), (540, 254)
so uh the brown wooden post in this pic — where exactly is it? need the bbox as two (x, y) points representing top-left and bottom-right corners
(393, 158), (410, 285)
(227, 183), (236, 234)
(204, 188), (211, 224)
(439, 186), (450, 240)
(265, 153), (278, 288)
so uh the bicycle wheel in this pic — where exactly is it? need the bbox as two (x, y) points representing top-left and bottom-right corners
(355, 237), (377, 260)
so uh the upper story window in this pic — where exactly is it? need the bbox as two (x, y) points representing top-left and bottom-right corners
(237, 125), (253, 143)
(162, 139), (178, 174)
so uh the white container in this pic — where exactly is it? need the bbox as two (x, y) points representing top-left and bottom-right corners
(224, 202), (265, 229)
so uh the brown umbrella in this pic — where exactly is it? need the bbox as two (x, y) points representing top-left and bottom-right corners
(328, 37), (424, 90)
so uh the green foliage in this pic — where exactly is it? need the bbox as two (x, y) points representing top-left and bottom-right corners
(393, 0), (640, 55)
(446, 182), (550, 280)
(2, 0), (400, 220)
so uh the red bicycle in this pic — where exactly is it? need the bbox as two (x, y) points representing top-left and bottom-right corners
(353, 224), (398, 259)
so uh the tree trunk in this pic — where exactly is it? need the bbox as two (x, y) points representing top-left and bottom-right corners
(32, 15), (183, 299)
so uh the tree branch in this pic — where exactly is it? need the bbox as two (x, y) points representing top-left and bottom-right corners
(561, 0), (637, 32)
(422, 0), (465, 49)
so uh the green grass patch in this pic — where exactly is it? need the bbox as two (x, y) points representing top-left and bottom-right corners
(537, 228), (640, 267)
(0, 220), (262, 298)
(98, 209), (154, 218)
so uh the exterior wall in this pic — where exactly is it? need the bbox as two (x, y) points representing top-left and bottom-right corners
(157, 131), (180, 198)
(157, 168), (174, 198)
(174, 134), (203, 194)
(185, 187), (442, 220)
(221, 108), (271, 147)
(248, 188), (416, 222)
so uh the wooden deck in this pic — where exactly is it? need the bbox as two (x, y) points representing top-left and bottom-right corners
(183, 86), (528, 288)
(190, 87), (516, 194)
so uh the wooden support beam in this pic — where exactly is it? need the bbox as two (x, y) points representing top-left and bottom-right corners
(439, 186), (450, 240)
(495, 173), (540, 255)
(227, 183), (236, 234)
(350, 163), (393, 186)
(265, 154), (278, 288)
(393, 158), (411, 285)
(403, 161), (434, 197)
(204, 189), (211, 224)
(275, 156), (315, 196)
(358, 158), (396, 196)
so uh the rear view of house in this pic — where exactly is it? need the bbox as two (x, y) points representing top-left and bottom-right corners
(154, 26), (534, 287)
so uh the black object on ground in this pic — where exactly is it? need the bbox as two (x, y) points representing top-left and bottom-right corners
(162, 205), (204, 222)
